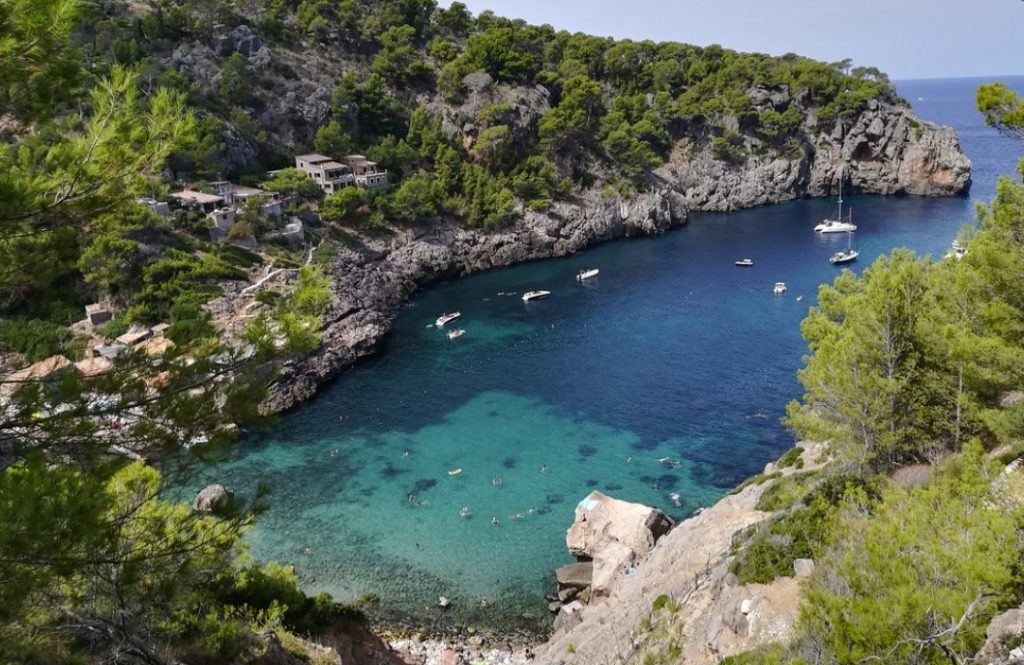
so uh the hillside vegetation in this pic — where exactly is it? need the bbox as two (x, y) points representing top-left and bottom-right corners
(717, 88), (1024, 664)
(0, 1), (986, 664)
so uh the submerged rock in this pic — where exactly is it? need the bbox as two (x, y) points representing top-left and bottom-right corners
(192, 484), (234, 514)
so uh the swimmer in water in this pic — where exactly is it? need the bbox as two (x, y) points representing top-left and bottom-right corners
(491, 517), (500, 526)
(527, 507), (536, 515)
(402, 450), (411, 457)
(303, 545), (312, 556)
(330, 448), (338, 457)
(510, 512), (524, 520)
(540, 464), (548, 473)
(491, 477), (502, 486)
(627, 456), (632, 463)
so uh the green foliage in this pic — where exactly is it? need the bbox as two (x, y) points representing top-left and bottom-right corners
(800, 442), (1023, 663)
(0, 318), (74, 363)
(262, 167), (324, 199)
(719, 644), (803, 665)
(776, 446), (805, 469)
(219, 53), (254, 105)
(977, 83), (1024, 136)
(733, 474), (880, 584)
(321, 187), (369, 226)
(372, 25), (431, 85)
(712, 132), (748, 164)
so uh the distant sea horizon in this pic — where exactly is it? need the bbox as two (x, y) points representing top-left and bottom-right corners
(183, 75), (1024, 634)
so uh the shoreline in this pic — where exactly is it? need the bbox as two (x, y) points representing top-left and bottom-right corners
(254, 98), (969, 416)
(196, 99), (972, 655)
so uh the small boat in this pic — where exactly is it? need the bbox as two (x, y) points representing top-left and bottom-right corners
(448, 468), (463, 476)
(658, 457), (682, 469)
(734, 258), (754, 267)
(447, 328), (465, 340)
(773, 282), (787, 295)
(522, 290), (551, 302)
(829, 231), (859, 265)
(796, 295), (804, 302)
(829, 249), (859, 264)
(945, 240), (967, 261)
(814, 178), (857, 233)
(435, 312), (461, 327)
(576, 268), (600, 281)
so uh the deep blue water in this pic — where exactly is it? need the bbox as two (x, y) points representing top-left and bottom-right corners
(187, 76), (1024, 633)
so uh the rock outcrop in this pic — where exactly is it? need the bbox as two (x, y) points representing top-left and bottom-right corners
(565, 491), (674, 598)
(261, 97), (969, 413)
(262, 188), (688, 411)
(538, 444), (824, 665)
(192, 484), (234, 513)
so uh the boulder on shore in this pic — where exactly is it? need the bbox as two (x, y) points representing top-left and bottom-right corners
(565, 491), (673, 598)
(192, 484), (234, 513)
(555, 561), (593, 590)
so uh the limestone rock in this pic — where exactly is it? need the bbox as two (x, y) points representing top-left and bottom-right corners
(979, 608), (1024, 660)
(565, 492), (674, 598)
(192, 484), (233, 513)
(566, 491), (674, 559)
(555, 562), (593, 590)
(793, 558), (815, 578)
(437, 647), (464, 665)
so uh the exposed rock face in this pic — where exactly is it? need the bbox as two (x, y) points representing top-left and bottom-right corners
(192, 484), (234, 513)
(662, 100), (971, 213)
(565, 491), (674, 597)
(261, 98), (969, 413)
(539, 444), (823, 665)
(263, 188), (687, 411)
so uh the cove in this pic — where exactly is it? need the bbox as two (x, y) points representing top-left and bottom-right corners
(183, 76), (1023, 635)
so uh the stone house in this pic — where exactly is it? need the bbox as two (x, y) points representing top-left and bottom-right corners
(341, 155), (390, 188)
(169, 189), (225, 213)
(295, 153), (389, 194)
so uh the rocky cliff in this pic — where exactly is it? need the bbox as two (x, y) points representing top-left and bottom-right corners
(262, 101), (969, 413)
(538, 442), (828, 665)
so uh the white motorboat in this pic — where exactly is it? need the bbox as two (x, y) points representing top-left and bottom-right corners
(829, 232), (859, 264)
(435, 312), (461, 327)
(576, 268), (600, 281)
(945, 240), (967, 261)
(447, 328), (465, 340)
(814, 178), (857, 233)
(773, 282), (787, 295)
(735, 258), (754, 267)
(522, 290), (551, 302)
(829, 249), (859, 264)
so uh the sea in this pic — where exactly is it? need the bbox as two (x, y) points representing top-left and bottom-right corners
(181, 76), (1024, 634)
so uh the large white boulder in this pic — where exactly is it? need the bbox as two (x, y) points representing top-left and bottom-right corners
(565, 492), (674, 597)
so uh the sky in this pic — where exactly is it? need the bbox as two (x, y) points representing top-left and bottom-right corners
(445, 0), (1024, 80)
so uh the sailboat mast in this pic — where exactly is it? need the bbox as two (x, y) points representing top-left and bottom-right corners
(837, 171), (843, 220)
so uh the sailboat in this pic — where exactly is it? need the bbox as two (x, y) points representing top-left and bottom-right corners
(814, 174), (857, 234)
(829, 231), (859, 264)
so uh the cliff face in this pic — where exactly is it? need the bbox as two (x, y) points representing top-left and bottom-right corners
(538, 443), (827, 665)
(262, 101), (969, 412)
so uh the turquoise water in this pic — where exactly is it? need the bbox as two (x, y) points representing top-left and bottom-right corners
(185, 77), (1024, 634)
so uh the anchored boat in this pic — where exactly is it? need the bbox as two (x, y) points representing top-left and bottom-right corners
(522, 290), (551, 302)
(576, 268), (600, 281)
(435, 312), (461, 327)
